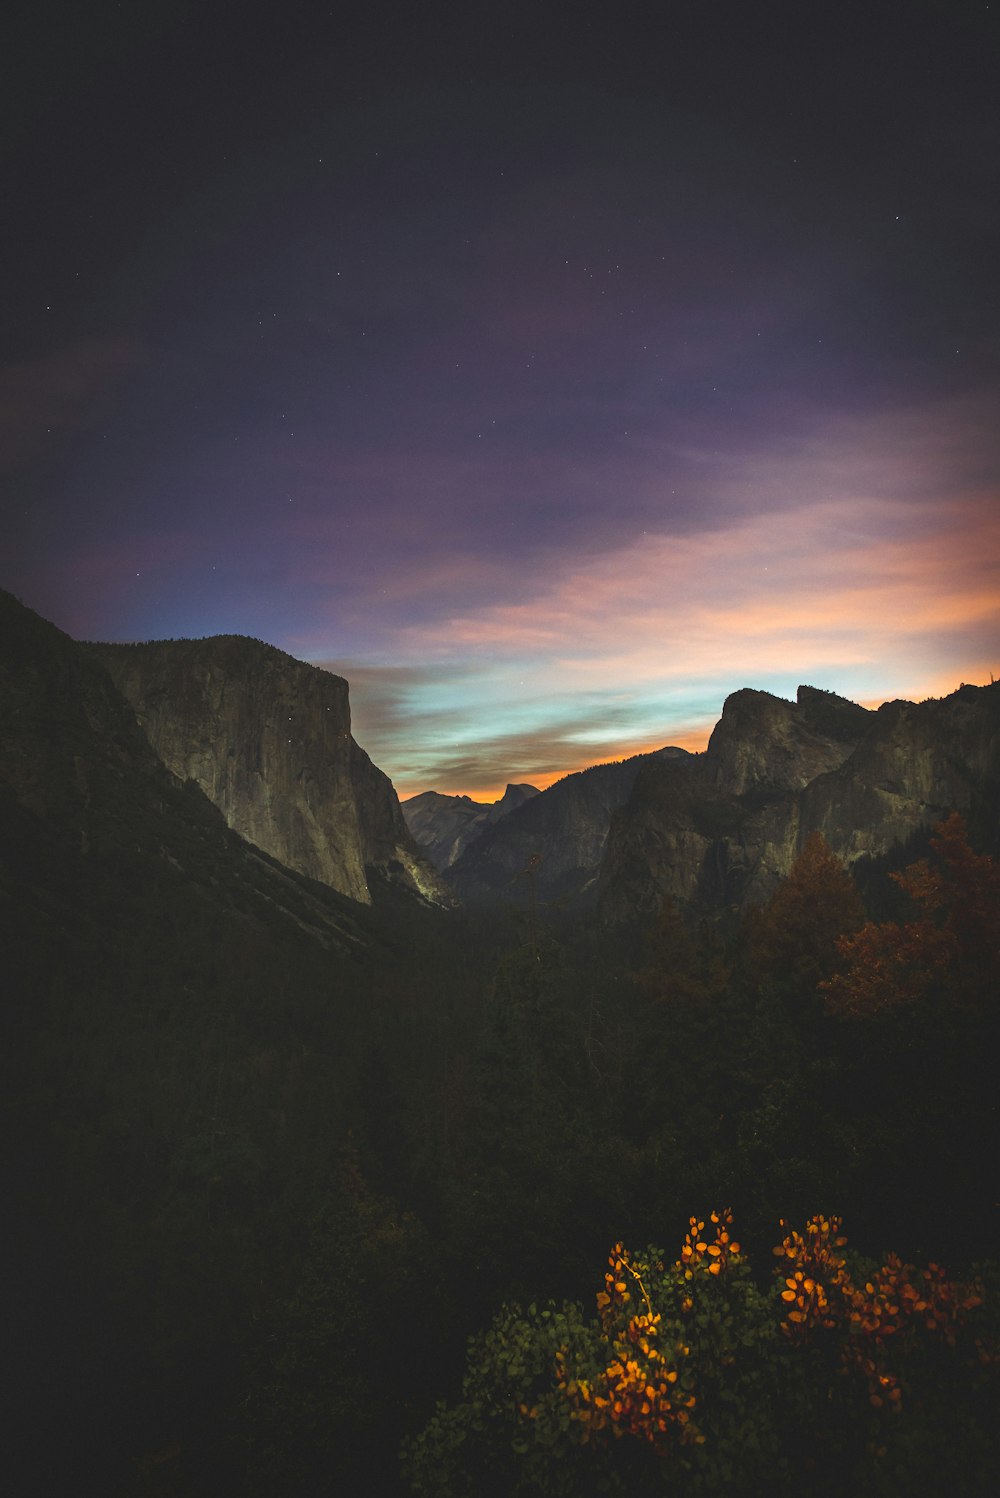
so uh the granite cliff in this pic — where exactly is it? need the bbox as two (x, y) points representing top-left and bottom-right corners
(597, 682), (1000, 924)
(401, 782), (539, 869)
(92, 637), (449, 907)
(0, 590), (369, 951)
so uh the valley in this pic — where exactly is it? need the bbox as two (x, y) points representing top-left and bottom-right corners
(2, 589), (997, 1497)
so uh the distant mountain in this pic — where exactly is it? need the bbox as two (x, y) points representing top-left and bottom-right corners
(445, 747), (691, 906)
(597, 682), (1000, 923)
(440, 682), (999, 921)
(402, 782), (539, 869)
(92, 636), (449, 908)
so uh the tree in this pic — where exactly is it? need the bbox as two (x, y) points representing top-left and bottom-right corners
(822, 813), (1000, 1018)
(744, 832), (865, 1001)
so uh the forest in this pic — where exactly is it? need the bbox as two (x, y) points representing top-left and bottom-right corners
(5, 795), (998, 1496)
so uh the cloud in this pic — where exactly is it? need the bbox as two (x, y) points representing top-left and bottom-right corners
(307, 393), (999, 796)
(396, 492), (997, 668)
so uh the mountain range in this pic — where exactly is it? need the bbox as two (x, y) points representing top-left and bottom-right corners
(401, 682), (999, 921)
(2, 588), (998, 934)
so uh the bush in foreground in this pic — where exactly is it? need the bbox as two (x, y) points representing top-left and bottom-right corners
(402, 1211), (996, 1496)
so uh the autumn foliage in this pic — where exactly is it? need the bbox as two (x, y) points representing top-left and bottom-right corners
(772, 1214), (985, 1409)
(822, 812), (1000, 1016)
(404, 1209), (995, 1496)
(744, 831), (865, 995)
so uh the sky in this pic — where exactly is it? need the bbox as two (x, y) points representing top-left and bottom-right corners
(3, 0), (998, 799)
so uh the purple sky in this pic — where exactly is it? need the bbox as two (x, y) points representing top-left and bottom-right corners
(4, 1), (998, 797)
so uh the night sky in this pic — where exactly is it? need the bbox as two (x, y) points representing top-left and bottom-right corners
(4, 1), (998, 797)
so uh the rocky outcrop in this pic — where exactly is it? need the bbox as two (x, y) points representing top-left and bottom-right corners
(446, 749), (691, 906)
(597, 683), (1000, 924)
(800, 685), (1000, 861)
(705, 686), (871, 797)
(0, 590), (369, 951)
(401, 782), (539, 870)
(92, 636), (449, 907)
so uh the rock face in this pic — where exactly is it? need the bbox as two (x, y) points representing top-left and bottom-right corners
(0, 590), (369, 951)
(800, 686), (1000, 861)
(401, 782), (539, 869)
(597, 682), (1000, 924)
(446, 749), (691, 906)
(92, 637), (449, 907)
(349, 738), (451, 903)
(705, 686), (872, 796)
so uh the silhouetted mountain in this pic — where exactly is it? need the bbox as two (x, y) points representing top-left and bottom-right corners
(402, 782), (539, 869)
(445, 748), (691, 906)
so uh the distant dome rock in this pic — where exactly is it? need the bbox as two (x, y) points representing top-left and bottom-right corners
(486, 783), (541, 824)
(402, 782), (540, 869)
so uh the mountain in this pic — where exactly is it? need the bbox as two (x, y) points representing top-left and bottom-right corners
(91, 636), (449, 907)
(445, 747), (692, 906)
(401, 782), (539, 869)
(0, 587), (450, 1492)
(0, 588), (376, 955)
(597, 682), (1000, 924)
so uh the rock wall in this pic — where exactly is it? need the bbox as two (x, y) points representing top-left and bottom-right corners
(93, 636), (448, 906)
(597, 683), (1000, 924)
(0, 591), (369, 952)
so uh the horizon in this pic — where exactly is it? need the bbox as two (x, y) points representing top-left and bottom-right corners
(13, 578), (990, 804)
